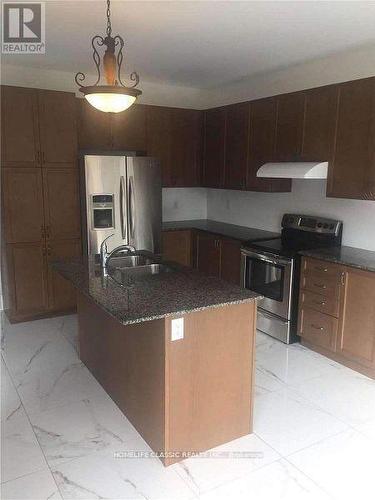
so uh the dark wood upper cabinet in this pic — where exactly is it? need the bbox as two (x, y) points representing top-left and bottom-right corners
(247, 98), (291, 192)
(328, 77), (375, 200)
(77, 98), (112, 151)
(146, 106), (172, 187)
(1, 86), (40, 168)
(196, 232), (221, 277)
(302, 85), (339, 162)
(38, 90), (77, 167)
(169, 108), (203, 187)
(203, 107), (226, 188)
(275, 91), (305, 161)
(224, 102), (249, 190)
(42, 168), (81, 241)
(112, 104), (147, 152)
(2, 168), (44, 244)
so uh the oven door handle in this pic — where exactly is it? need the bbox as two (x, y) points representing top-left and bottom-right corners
(258, 308), (289, 325)
(242, 253), (291, 267)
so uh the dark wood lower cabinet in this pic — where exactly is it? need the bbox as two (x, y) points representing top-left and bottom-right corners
(220, 238), (241, 285)
(47, 239), (81, 312)
(162, 230), (194, 267)
(196, 232), (221, 277)
(5, 242), (49, 321)
(298, 257), (375, 378)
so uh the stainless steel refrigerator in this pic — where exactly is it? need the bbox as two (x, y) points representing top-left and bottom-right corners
(84, 154), (162, 257)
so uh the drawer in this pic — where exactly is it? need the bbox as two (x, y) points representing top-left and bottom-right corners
(299, 307), (338, 351)
(300, 289), (339, 318)
(303, 258), (342, 279)
(301, 272), (341, 298)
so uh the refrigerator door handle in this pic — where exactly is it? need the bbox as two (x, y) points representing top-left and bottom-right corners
(128, 175), (135, 240)
(120, 175), (127, 242)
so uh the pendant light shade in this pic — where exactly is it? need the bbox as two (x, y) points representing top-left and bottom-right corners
(75, 0), (142, 113)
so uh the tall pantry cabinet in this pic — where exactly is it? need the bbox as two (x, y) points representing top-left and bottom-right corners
(1, 86), (81, 322)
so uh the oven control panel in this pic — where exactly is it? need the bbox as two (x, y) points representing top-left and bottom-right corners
(282, 214), (342, 235)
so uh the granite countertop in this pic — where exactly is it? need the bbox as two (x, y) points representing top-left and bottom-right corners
(53, 257), (261, 326)
(162, 219), (280, 243)
(300, 246), (375, 273)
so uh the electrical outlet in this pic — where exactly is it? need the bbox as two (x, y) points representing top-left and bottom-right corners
(171, 317), (184, 341)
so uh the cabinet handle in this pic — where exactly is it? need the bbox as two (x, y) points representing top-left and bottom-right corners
(47, 246), (51, 257)
(41, 225), (45, 237)
(313, 283), (327, 289)
(311, 324), (324, 331)
(315, 266), (328, 272)
(313, 300), (326, 306)
(45, 225), (50, 238)
(340, 272), (346, 286)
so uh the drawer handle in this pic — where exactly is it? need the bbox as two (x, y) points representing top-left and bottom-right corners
(311, 324), (324, 331)
(315, 266), (328, 272)
(313, 300), (326, 306)
(313, 283), (327, 289)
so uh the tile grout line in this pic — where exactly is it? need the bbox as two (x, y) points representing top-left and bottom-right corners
(1, 350), (64, 497)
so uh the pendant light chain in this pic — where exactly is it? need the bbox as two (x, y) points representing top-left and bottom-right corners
(106, 0), (112, 36)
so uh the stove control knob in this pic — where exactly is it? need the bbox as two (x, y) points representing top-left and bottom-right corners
(323, 223), (329, 229)
(317, 223), (323, 228)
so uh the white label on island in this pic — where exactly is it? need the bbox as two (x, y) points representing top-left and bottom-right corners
(171, 317), (184, 341)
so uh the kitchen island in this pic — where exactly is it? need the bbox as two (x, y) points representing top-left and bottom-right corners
(54, 257), (261, 465)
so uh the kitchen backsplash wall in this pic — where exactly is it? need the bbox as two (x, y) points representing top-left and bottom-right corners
(162, 188), (207, 221)
(207, 181), (375, 251)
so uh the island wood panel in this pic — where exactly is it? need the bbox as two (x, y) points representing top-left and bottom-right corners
(78, 292), (166, 455)
(164, 301), (256, 465)
(77, 292), (256, 466)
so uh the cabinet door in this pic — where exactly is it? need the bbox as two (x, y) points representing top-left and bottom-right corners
(162, 230), (193, 267)
(337, 267), (375, 368)
(47, 239), (81, 312)
(220, 238), (241, 285)
(112, 104), (147, 152)
(196, 232), (220, 277)
(146, 106), (172, 187)
(1, 86), (40, 168)
(42, 168), (81, 240)
(225, 102), (249, 190)
(169, 108), (203, 187)
(275, 92), (305, 161)
(302, 85), (339, 161)
(203, 108), (226, 188)
(77, 98), (112, 150)
(38, 90), (77, 168)
(247, 98), (291, 192)
(2, 168), (44, 243)
(6, 242), (48, 318)
(328, 78), (375, 200)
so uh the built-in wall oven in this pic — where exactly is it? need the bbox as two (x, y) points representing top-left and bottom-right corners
(241, 214), (343, 344)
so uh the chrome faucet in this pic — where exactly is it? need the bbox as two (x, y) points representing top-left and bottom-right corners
(100, 234), (136, 268)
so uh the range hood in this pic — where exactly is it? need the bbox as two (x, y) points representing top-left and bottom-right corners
(257, 161), (328, 179)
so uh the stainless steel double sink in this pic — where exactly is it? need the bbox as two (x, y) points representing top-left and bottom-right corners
(107, 253), (173, 284)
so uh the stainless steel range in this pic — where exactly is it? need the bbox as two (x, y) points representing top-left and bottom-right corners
(241, 214), (343, 344)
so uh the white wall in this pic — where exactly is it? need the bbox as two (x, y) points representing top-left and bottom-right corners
(204, 44), (375, 108)
(0, 63), (208, 109)
(206, 181), (375, 251)
(162, 188), (207, 221)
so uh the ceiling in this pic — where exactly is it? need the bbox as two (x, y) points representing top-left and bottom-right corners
(3, 0), (375, 89)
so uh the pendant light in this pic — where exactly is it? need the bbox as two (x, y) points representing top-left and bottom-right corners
(75, 0), (141, 113)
